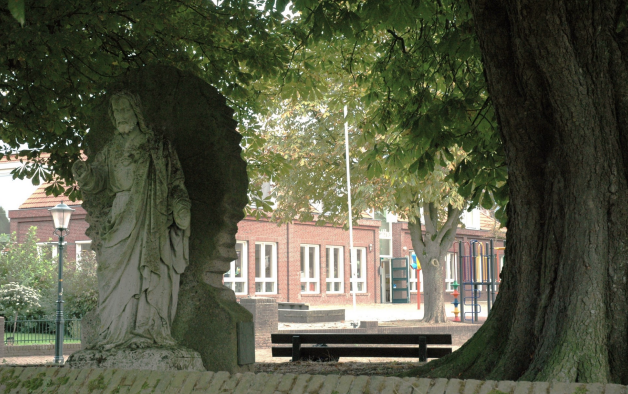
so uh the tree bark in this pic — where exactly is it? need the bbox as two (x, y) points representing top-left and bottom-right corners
(408, 202), (460, 324)
(407, 0), (628, 383)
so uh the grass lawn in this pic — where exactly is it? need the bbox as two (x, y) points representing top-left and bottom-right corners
(3, 332), (80, 345)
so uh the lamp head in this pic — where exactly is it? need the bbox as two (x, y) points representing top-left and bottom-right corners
(49, 202), (75, 231)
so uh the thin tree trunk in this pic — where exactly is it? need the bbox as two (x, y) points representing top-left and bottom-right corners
(406, 0), (628, 383)
(408, 203), (460, 323)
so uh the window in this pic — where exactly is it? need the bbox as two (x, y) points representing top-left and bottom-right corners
(326, 246), (344, 293)
(255, 242), (277, 294)
(461, 209), (481, 230)
(76, 241), (92, 262)
(376, 211), (392, 257)
(445, 252), (458, 292)
(224, 242), (247, 295)
(36, 242), (57, 260)
(300, 245), (320, 293)
(499, 255), (505, 280)
(350, 247), (367, 293)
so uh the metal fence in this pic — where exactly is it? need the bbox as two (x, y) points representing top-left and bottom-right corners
(3, 317), (81, 345)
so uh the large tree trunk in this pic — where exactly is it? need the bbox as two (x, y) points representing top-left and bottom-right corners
(408, 0), (628, 383)
(408, 203), (460, 323)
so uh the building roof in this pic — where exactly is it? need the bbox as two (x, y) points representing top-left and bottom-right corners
(19, 183), (82, 209)
(0, 152), (50, 163)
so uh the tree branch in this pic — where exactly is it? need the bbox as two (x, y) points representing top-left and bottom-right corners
(408, 219), (426, 258)
(386, 29), (407, 54)
(423, 201), (438, 238)
(436, 204), (461, 249)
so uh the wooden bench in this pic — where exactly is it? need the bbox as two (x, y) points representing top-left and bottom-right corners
(271, 333), (452, 362)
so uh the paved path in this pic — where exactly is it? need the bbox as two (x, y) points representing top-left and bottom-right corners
(311, 302), (489, 322)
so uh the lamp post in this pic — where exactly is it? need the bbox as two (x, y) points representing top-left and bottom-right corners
(49, 202), (74, 365)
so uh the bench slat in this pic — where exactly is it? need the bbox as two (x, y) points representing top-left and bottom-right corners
(271, 333), (452, 345)
(272, 347), (452, 359)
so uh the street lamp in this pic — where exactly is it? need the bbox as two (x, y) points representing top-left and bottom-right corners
(49, 202), (74, 365)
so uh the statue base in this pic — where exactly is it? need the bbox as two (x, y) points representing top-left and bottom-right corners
(66, 346), (206, 371)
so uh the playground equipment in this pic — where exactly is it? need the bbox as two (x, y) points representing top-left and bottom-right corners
(451, 281), (460, 321)
(457, 239), (503, 323)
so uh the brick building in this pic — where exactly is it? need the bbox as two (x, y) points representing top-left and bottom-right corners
(8, 185), (91, 262)
(8, 183), (505, 305)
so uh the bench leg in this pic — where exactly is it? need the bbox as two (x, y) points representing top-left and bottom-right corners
(419, 336), (427, 362)
(292, 336), (301, 362)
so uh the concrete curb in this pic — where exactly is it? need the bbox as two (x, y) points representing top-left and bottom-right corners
(0, 366), (625, 393)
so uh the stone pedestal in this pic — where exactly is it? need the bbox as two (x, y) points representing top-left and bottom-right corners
(278, 309), (345, 323)
(240, 297), (278, 349)
(66, 346), (205, 371)
(173, 283), (254, 373)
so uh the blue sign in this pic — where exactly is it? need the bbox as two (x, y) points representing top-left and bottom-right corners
(410, 253), (418, 269)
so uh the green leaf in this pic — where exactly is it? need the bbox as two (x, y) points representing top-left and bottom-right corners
(8, 0), (25, 26)
(481, 192), (494, 209)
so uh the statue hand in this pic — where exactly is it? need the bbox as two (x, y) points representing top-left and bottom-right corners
(173, 199), (191, 230)
(72, 160), (88, 179)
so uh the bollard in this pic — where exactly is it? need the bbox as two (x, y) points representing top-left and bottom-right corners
(451, 281), (461, 322)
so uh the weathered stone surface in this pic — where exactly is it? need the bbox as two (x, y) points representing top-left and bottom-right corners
(317, 374), (340, 394)
(428, 378), (449, 394)
(478, 380), (497, 394)
(444, 379), (463, 394)
(496, 380), (517, 393)
(513, 381), (532, 394)
(462, 379), (483, 394)
(66, 347), (205, 371)
(80, 65), (252, 373)
(3, 367), (628, 394)
(605, 383), (628, 394)
(412, 378), (434, 394)
(278, 309), (345, 323)
(80, 308), (100, 350)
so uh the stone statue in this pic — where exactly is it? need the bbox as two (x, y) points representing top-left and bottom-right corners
(72, 91), (191, 350)
(68, 66), (253, 372)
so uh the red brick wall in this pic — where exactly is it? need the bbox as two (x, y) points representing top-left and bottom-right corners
(236, 217), (380, 305)
(7, 205), (505, 306)
(8, 206), (91, 261)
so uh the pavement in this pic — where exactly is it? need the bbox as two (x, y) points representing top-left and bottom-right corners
(310, 301), (490, 322)
(1, 353), (72, 366)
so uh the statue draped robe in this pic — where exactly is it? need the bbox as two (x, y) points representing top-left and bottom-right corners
(77, 132), (189, 349)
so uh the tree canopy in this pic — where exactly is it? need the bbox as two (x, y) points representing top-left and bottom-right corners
(244, 0), (506, 224)
(1, 0), (292, 196)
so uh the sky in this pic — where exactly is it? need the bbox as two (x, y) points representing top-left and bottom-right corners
(0, 169), (39, 215)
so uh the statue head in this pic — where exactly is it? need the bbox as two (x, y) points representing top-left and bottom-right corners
(108, 91), (149, 135)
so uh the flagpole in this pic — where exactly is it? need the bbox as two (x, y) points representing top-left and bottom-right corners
(344, 106), (357, 311)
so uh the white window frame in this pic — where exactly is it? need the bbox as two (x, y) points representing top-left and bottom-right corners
(350, 247), (367, 293)
(498, 255), (505, 282)
(378, 214), (393, 258)
(36, 242), (58, 260)
(75, 240), (92, 263)
(462, 209), (481, 230)
(325, 246), (344, 293)
(224, 241), (248, 295)
(255, 242), (277, 294)
(300, 244), (320, 294)
(445, 252), (458, 292)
